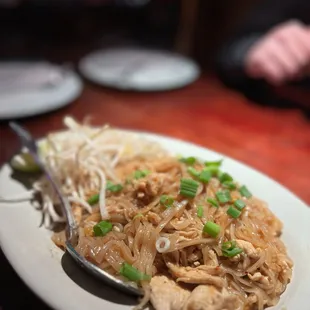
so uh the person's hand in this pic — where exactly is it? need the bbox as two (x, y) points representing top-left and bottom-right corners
(245, 20), (310, 85)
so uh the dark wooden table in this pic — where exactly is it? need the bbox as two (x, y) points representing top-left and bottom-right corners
(0, 75), (310, 309)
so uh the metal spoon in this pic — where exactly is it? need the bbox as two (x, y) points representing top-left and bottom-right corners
(9, 121), (141, 296)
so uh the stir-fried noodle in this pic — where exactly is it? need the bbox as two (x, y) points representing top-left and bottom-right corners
(31, 117), (293, 310)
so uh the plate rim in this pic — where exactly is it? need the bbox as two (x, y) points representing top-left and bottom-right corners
(0, 70), (83, 120)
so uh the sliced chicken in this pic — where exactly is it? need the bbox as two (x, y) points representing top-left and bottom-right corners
(133, 173), (163, 206)
(236, 239), (260, 259)
(202, 248), (219, 266)
(187, 250), (202, 264)
(248, 272), (270, 286)
(247, 293), (258, 306)
(167, 263), (225, 287)
(146, 211), (162, 225)
(183, 285), (239, 310)
(150, 275), (190, 310)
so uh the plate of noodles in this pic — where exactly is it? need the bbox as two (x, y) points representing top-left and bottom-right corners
(0, 117), (310, 310)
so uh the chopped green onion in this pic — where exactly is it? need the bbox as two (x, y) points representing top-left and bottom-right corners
(133, 213), (143, 219)
(207, 198), (219, 208)
(222, 240), (237, 251)
(203, 221), (220, 238)
(222, 247), (243, 257)
(239, 185), (252, 198)
(187, 167), (200, 178)
(216, 190), (231, 203)
(134, 170), (151, 179)
(219, 172), (233, 183)
(197, 205), (204, 218)
(234, 199), (246, 210)
(204, 159), (223, 167)
(180, 178), (199, 198)
(222, 241), (243, 257)
(88, 194), (99, 205)
(179, 156), (196, 165)
(199, 169), (212, 183)
(106, 181), (123, 192)
(222, 181), (236, 190)
(160, 195), (174, 208)
(120, 262), (151, 282)
(187, 167), (212, 183)
(93, 221), (113, 236)
(203, 166), (220, 176)
(227, 206), (241, 218)
(88, 182), (123, 205)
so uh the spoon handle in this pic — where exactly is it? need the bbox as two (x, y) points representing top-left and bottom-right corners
(9, 122), (79, 245)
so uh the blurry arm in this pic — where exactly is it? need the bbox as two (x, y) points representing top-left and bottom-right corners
(216, 0), (308, 94)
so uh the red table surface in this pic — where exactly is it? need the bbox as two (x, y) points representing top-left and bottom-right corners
(0, 75), (310, 309)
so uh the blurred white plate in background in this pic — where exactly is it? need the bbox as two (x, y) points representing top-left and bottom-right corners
(0, 63), (83, 120)
(79, 48), (200, 91)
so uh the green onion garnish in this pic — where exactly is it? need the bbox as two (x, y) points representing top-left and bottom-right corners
(199, 169), (212, 183)
(221, 240), (243, 257)
(197, 205), (204, 218)
(160, 195), (174, 208)
(204, 159), (223, 167)
(239, 185), (252, 198)
(88, 194), (100, 205)
(234, 199), (246, 210)
(134, 170), (151, 179)
(222, 181), (236, 190)
(188, 167), (212, 183)
(219, 172), (233, 183)
(223, 247), (243, 257)
(227, 206), (241, 218)
(93, 221), (113, 236)
(187, 167), (200, 178)
(222, 240), (236, 251)
(216, 190), (231, 203)
(106, 181), (123, 192)
(87, 181), (123, 205)
(203, 165), (220, 176)
(119, 262), (151, 282)
(179, 156), (196, 165)
(180, 178), (199, 198)
(207, 198), (219, 208)
(203, 221), (220, 238)
(133, 213), (143, 219)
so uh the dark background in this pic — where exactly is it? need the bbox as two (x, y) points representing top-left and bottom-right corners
(0, 0), (257, 68)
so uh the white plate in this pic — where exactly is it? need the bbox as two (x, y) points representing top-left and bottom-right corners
(0, 67), (83, 120)
(0, 132), (310, 310)
(79, 48), (200, 91)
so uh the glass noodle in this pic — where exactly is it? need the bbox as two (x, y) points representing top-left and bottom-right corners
(29, 117), (292, 310)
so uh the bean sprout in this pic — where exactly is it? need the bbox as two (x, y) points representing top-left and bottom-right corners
(4, 116), (167, 227)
